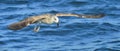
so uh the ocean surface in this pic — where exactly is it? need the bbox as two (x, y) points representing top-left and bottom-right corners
(0, 0), (120, 51)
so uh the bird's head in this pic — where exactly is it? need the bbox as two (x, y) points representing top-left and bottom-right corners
(53, 16), (59, 27)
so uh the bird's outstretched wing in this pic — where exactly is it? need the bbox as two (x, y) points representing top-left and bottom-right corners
(8, 16), (45, 30)
(55, 13), (105, 18)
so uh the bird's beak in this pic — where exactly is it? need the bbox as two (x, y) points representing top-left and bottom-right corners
(57, 22), (59, 27)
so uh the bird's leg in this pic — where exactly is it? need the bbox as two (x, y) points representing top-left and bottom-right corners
(33, 21), (41, 32)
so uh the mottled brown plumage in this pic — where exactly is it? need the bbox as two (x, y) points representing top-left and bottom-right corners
(8, 13), (105, 32)
(8, 16), (45, 30)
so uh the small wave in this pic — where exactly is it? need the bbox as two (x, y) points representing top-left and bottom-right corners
(0, 0), (28, 4)
(96, 23), (120, 32)
(94, 48), (120, 51)
(105, 40), (120, 44)
(40, 29), (73, 36)
(0, 38), (29, 46)
(64, 22), (98, 30)
(0, 41), (6, 45)
(11, 45), (29, 48)
(68, 1), (88, 6)
(47, 10), (60, 14)
(0, 7), (24, 12)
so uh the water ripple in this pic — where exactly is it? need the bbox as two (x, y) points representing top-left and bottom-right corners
(94, 48), (120, 51)
(0, 0), (120, 51)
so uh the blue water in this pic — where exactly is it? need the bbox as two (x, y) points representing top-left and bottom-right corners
(0, 0), (120, 51)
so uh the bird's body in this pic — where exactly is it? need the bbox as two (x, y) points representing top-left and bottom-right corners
(40, 14), (57, 24)
(8, 13), (105, 32)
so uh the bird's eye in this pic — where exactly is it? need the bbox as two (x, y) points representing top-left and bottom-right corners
(54, 18), (56, 20)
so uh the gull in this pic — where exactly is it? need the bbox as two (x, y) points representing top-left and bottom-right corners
(8, 13), (105, 32)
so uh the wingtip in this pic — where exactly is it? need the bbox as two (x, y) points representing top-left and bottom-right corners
(8, 21), (30, 30)
(94, 13), (106, 18)
(78, 13), (106, 18)
(100, 13), (105, 17)
(8, 23), (20, 30)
